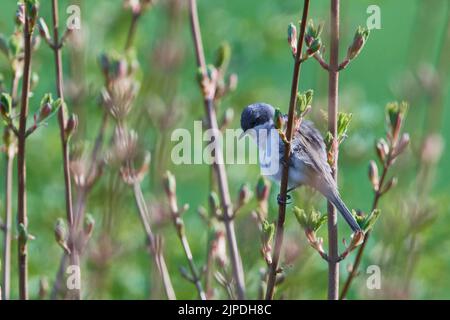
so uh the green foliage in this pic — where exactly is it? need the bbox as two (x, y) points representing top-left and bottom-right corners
(352, 209), (381, 232)
(293, 207), (327, 232)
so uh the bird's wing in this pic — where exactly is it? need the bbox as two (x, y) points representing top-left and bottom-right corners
(291, 120), (336, 191)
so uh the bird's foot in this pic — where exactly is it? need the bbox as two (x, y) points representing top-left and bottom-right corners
(277, 193), (292, 205)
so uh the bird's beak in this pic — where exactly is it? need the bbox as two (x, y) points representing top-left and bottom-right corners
(239, 130), (247, 140)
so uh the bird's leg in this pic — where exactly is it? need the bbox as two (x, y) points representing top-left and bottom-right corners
(277, 193), (292, 205)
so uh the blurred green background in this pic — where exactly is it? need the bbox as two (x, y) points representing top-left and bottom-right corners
(0, 0), (449, 299)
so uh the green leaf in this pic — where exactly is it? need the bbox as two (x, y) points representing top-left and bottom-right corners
(337, 112), (352, 143)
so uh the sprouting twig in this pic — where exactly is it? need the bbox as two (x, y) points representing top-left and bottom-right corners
(164, 172), (206, 300)
(188, 0), (246, 299)
(265, 0), (311, 300)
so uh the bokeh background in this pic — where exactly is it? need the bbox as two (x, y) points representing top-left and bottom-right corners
(0, 0), (449, 299)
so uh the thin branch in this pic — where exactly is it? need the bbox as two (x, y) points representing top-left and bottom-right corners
(1, 67), (21, 301)
(314, 52), (330, 71)
(50, 0), (81, 300)
(327, 0), (341, 300)
(340, 163), (389, 299)
(132, 182), (176, 300)
(17, 5), (35, 300)
(164, 175), (206, 300)
(188, 0), (246, 300)
(265, 0), (311, 300)
(1, 146), (15, 300)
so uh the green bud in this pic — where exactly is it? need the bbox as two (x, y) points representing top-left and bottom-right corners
(307, 38), (321, 56)
(0, 93), (12, 118)
(25, 0), (40, 29)
(256, 176), (270, 202)
(40, 93), (53, 106)
(208, 192), (220, 212)
(215, 42), (231, 71)
(306, 20), (323, 40)
(347, 26), (370, 60)
(274, 108), (284, 130)
(353, 209), (380, 232)
(386, 101), (408, 135)
(262, 220), (275, 244)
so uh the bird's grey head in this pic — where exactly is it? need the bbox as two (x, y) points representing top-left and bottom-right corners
(240, 103), (275, 133)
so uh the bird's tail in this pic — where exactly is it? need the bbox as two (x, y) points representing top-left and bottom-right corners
(326, 191), (361, 233)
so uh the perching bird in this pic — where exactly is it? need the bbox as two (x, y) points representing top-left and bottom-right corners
(240, 102), (361, 233)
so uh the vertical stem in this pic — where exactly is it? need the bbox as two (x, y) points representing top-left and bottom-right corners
(17, 11), (34, 301)
(265, 0), (310, 300)
(2, 153), (14, 300)
(133, 182), (176, 300)
(188, 0), (246, 299)
(327, 0), (340, 300)
(51, 0), (80, 299)
(2, 71), (20, 301)
(167, 191), (206, 300)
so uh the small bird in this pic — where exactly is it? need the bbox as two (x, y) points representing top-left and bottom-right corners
(240, 102), (361, 233)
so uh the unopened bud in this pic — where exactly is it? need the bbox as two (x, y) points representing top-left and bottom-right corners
(287, 23), (298, 55)
(306, 38), (321, 56)
(25, 0), (40, 29)
(393, 133), (410, 158)
(238, 183), (252, 208)
(376, 138), (389, 162)
(16, 3), (25, 26)
(274, 108), (284, 130)
(256, 176), (270, 202)
(0, 93), (12, 119)
(54, 218), (70, 254)
(209, 192), (220, 213)
(38, 102), (52, 122)
(65, 113), (78, 139)
(347, 27), (369, 60)
(37, 18), (51, 42)
(368, 160), (379, 191)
